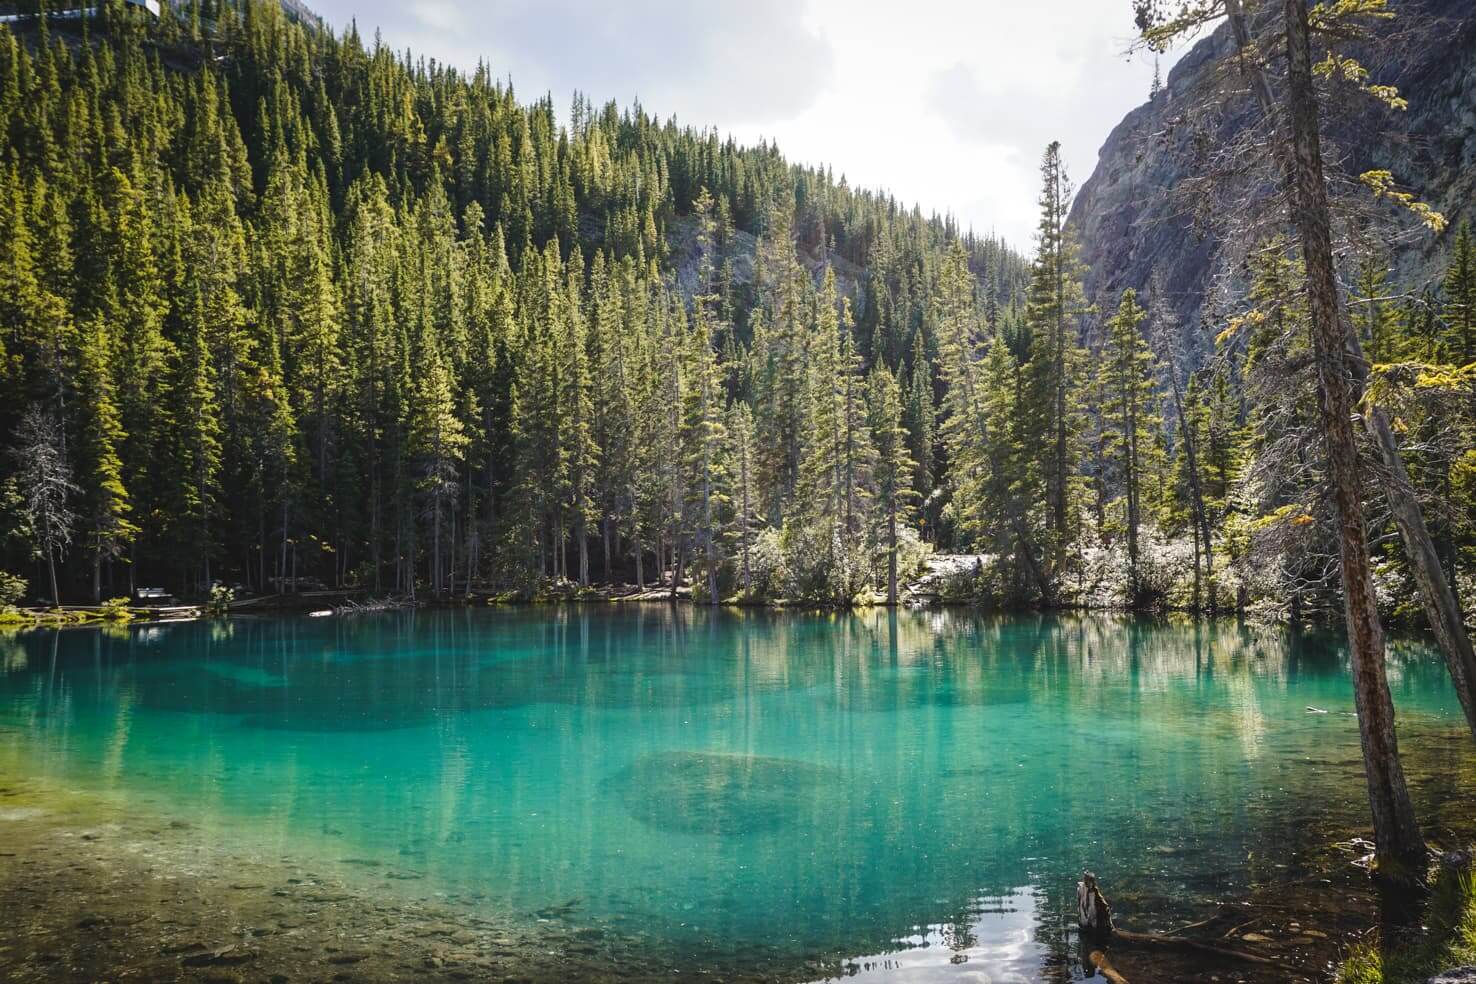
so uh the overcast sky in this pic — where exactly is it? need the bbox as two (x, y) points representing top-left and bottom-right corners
(310, 0), (1186, 252)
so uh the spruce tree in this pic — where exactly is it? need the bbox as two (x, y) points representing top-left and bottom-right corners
(1445, 221), (1476, 366)
(1022, 142), (1087, 587)
(867, 366), (915, 604)
(904, 328), (935, 513)
(409, 331), (467, 597)
(727, 401), (759, 598)
(76, 319), (137, 601)
(1101, 289), (1158, 604)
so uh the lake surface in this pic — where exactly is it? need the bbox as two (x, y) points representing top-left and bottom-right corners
(2, 608), (1473, 981)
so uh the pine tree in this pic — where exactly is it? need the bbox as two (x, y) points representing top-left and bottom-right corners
(409, 331), (468, 598)
(1352, 250), (1397, 365)
(727, 401), (759, 598)
(1101, 289), (1158, 604)
(11, 405), (76, 605)
(903, 326), (935, 504)
(170, 314), (223, 591)
(1445, 220), (1476, 367)
(1022, 142), (1087, 586)
(976, 334), (1041, 594)
(682, 304), (728, 604)
(560, 248), (598, 587)
(797, 269), (846, 550)
(867, 366), (915, 604)
(76, 319), (137, 601)
(933, 244), (994, 558)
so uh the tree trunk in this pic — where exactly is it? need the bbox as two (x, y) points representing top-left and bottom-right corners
(281, 498), (291, 594)
(670, 536), (685, 602)
(887, 504), (899, 605)
(46, 544), (59, 607)
(602, 516), (612, 583)
(1126, 395), (1140, 602)
(449, 500), (458, 597)
(702, 437), (718, 605)
(1284, 0), (1425, 872)
(1166, 363), (1214, 611)
(1337, 314), (1476, 741)
(371, 463), (382, 593)
(577, 511), (589, 588)
(1364, 398), (1476, 740)
(634, 533), (645, 591)
(740, 452), (752, 596)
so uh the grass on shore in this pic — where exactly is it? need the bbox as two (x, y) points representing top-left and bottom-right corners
(1339, 867), (1476, 984)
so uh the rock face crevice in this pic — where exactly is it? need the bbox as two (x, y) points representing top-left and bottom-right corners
(1069, 0), (1476, 336)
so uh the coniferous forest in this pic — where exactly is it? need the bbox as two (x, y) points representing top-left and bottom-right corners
(6, 1), (1476, 979)
(0, 0), (1472, 628)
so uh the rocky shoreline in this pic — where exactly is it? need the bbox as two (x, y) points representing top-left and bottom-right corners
(0, 759), (1450, 984)
(0, 772), (853, 984)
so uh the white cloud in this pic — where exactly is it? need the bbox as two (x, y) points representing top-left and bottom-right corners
(312, 0), (1187, 251)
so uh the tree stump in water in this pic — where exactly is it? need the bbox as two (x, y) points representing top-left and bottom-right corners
(1078, 870), (1114, 939)
(1078, 872), (1128, 982)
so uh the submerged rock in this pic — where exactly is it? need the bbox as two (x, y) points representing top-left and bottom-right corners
(1429, 970), (1476, 984)
(604, 751), (840, 836)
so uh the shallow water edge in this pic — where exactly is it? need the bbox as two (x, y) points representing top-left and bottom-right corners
(3, 609), (1475, 982)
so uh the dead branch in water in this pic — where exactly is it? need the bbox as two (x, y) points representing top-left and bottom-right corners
(1076, 871), (1304, 980)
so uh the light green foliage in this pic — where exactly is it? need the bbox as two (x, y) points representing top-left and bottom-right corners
(99, 596), (132, 620)
(1337, 869), (1476, 984)
(206, 583), (234, 617)
(0, 570), (24, 609)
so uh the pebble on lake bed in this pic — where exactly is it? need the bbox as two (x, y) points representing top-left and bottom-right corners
(1428, 970), (1476, 984)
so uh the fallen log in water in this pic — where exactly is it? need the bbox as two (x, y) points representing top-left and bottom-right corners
(335, 596), (419, 615)
(1110, 927), (1296, 968)
(1086, 948), (1129, 984)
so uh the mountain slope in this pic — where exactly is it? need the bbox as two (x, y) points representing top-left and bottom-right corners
(1069, 0), (1476, 330)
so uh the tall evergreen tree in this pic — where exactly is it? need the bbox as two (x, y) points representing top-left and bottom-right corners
(867, 366), (915, 604)
(75, 319), (137, 601)
(1101, 289), (1159, 603)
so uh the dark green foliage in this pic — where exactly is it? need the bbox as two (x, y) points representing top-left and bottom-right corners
(6, 1), (1464, 617)
(0, 2), (1030, 600)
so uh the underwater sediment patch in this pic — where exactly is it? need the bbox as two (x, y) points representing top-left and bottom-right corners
(604, 751), (841, 836)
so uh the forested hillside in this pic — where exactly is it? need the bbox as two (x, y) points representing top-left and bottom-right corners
(0, 0), (1472, 627)
(0, 0), (1031, 605)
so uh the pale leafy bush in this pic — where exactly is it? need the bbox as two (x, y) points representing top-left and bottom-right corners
(0, 571), (25, 610)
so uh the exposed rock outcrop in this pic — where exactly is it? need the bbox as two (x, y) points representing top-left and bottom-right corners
(1069, 0), (1476, 335)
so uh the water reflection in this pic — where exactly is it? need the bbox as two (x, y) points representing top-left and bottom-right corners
(0, 608), (1472, 981)
(820, 889), (1051, 983)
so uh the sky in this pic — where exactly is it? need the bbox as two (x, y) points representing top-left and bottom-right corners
(309, 0), (1186, 253)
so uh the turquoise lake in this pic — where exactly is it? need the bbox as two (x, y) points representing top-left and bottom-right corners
(2, 608), (1474, 981)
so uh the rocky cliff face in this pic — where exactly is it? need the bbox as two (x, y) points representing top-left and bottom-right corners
(1069, 0), (1476, 334)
